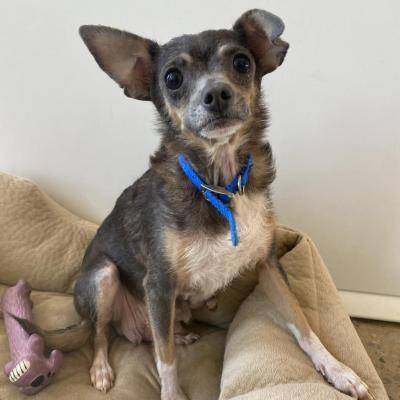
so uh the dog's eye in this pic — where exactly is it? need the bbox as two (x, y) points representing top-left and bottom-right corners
(233, 54), (250, 74)
(164, 68), (183, 90)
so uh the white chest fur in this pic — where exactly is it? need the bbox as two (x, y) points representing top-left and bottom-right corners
(166, 192), (274, 303)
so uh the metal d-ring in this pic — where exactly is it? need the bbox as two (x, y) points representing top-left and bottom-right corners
(237, 175), (244, 195)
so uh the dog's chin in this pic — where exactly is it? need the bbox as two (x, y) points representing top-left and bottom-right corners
(199, 119), (243, 140)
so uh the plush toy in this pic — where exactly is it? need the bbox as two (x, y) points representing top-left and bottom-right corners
(0, 280), (62, 395)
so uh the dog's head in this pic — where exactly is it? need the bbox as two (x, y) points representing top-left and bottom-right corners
(80, 9), (288, 142)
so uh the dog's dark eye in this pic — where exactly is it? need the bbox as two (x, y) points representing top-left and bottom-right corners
(164, 68), (183, 90)
(233, 54), (250, 74)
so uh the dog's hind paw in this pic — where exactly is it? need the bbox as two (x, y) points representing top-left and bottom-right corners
(174, 332), (200, 345)
(206, 296), (218, 311)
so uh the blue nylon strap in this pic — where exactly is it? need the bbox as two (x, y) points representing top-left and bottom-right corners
(220, 154), (253, 203)
(177, 153), (253, 247)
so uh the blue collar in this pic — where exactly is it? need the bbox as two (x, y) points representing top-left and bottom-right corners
(177, 153), (253, 246)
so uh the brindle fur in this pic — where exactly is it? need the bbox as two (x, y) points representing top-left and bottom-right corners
(70, 9), (372, 400)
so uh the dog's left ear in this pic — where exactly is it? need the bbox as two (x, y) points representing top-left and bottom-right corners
(233, 9), (289, 75)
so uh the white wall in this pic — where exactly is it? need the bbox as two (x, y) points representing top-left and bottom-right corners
(0, 1), (399, 297)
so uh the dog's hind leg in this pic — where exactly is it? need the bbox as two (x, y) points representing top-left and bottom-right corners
(258, 256), (373, 400)
(74, 258), (119, 392)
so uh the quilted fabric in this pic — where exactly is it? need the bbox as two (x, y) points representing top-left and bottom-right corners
(0, 172), (388, 399)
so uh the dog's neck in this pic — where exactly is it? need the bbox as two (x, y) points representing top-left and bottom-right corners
(205, 139), (239, 186)
(152, 115), (269, 189)
(172, 130), (248, 187)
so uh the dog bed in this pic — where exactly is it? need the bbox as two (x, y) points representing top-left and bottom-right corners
(0, 172), (388, 399)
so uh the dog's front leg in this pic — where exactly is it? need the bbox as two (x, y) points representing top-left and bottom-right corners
(258, 256), (373, 400)
(145, 272), (188, 400)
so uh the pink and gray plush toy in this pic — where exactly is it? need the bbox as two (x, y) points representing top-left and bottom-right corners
(0, 280), (62, 395)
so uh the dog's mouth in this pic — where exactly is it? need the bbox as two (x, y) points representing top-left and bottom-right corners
(199, 117), (243, 139)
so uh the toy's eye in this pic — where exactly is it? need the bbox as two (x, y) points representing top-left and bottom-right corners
(47, 372), (51, 377)
(233, 54), (251, 74)
(165, 68), (183, 90)
(30, 375), (44, 387)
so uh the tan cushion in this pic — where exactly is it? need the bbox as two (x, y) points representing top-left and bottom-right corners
(0, 172), (388, 399)
(0, 173), (96, 294)
(220, 228), (388, 399)
(0, 284), (225, 400)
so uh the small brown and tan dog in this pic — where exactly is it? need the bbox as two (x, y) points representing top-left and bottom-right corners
(28, 9), (373, 400)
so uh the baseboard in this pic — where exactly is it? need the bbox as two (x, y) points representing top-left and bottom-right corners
(339, 290), (400, 323)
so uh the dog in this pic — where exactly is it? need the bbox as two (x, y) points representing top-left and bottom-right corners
(33, 9), (372, 400)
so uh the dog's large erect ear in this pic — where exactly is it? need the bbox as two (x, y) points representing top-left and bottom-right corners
(79, 25), (157, 100)
(233, 10), (289, 75)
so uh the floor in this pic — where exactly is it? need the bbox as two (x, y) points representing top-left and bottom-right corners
(353, 318), (400, 400)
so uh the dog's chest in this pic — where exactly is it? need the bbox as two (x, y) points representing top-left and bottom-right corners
(166, 193), (274, 302)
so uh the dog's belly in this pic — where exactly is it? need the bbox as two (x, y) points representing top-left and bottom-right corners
(167, 192), (275, 303)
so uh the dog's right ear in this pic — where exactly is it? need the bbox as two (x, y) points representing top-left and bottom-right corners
(79, 25), (158, 100)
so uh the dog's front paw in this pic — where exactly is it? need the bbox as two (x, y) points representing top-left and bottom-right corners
(318, 358), (373, 399)
(90, 359), (114, 393)
(161, 386), (188, 400)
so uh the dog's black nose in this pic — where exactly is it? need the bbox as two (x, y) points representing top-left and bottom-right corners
(202, 83), (233, 113)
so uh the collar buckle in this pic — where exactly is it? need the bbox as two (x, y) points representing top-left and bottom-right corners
(200, 183), (234, 198)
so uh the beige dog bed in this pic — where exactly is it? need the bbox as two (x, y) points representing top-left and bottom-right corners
(0, 172), (388, 399)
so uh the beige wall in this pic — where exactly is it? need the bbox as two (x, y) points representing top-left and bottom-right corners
(0, 1), (399, 297)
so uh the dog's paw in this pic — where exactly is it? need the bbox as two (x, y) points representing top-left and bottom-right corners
(90, 359), (114, 393)
(174, 332), (200, 345)
(206, 296), (218, 311)
(161, 386), (188, 400)
(319, 358), (373, 399)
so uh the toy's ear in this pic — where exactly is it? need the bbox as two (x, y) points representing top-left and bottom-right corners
(233, 9), (289, 75)
(28, 334), (45, 355)
(79, 25), (158, 100)
(48, 350), (63, 372)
